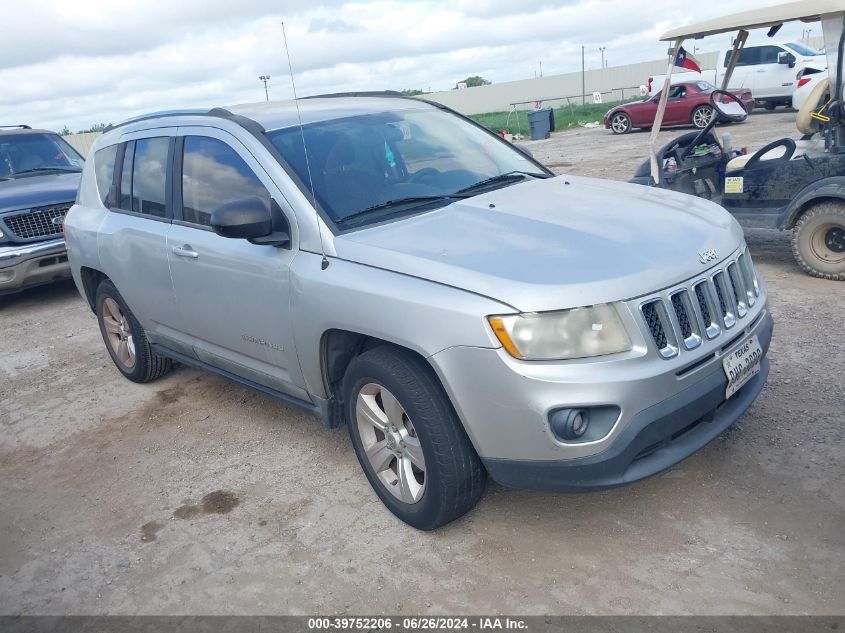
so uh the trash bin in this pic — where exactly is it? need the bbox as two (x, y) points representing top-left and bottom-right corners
(527, 108), (553, 140)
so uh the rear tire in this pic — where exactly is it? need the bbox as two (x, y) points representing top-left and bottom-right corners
(95, 280), (173, 382)
(609, 112), (632, 134)
(343, 346), (487, 530)
(791, 202), (845, 281)
(692, 105), (714, 129)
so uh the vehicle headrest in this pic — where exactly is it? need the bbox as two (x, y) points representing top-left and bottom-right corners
(796, 78), (830, 136)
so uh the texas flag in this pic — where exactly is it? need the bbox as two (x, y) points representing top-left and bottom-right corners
(675, 47), (702, 73)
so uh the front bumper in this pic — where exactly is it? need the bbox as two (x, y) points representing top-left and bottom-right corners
(0, 238), (70, 294)
(430, 307), (773, 492)
(485, 341), (769, 492)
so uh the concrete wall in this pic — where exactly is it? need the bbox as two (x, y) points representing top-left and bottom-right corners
(63, 132), (102, 159)
(424, 52), (719, 115)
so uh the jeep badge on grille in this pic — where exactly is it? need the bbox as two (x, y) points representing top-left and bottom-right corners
(698, 248), (719, 265)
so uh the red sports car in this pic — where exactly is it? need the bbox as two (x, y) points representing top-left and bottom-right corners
(604, 81), (754, 134)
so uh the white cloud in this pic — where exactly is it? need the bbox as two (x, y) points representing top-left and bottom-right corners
(0, 0), (818, 132)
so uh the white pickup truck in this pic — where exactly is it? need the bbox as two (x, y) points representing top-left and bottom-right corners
(648, 41), (826, 109)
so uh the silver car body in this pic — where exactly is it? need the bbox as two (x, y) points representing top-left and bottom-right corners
(65, 96), (772, 490)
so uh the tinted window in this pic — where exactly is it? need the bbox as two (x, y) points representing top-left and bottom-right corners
(95, 144), (118, 206)
(118, 141), (134, 211)
(131, 137), (169, 217)
(0, 133), (83, 178)
(726, 47), (760, 67)
(759, 46), (782, 64)
(668, 85), (687, 98)
(181, 136), (272, 227)
(785, 42), (821, 57)
(266, 108), (538, 226)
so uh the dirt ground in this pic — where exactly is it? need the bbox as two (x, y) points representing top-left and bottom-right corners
(1, 111), (843, 616)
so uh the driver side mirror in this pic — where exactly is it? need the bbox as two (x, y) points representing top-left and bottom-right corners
(211, 197), (290, 247)
(778, 52), (796, 68)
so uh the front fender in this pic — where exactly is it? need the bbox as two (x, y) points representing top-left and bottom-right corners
(782, 177), (845, 228)
(289, 252), (511, 398)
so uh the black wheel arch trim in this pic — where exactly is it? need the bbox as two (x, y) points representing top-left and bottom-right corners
(782, 177), (845, 229)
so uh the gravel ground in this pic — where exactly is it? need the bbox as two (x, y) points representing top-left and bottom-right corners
(1, 111), (843, 616)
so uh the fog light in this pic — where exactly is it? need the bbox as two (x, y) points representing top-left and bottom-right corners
(0, 269), (14, 283)
(548, 405), (621, 444)
(551, 409), (590, 440)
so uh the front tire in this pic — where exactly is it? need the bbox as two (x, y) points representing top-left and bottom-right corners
(692, 105), (714, 129)
(609, 112), (632, 134)
(95, 280), (173, 382)
(791, 202), (845, 280)
(343, 346), (487, 530)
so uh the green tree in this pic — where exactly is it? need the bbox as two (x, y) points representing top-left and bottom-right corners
(455, 76), (491, 89)
(59, 125), (71, 136)
(400, 89), (427, 96)
(76, 123), (109, 134)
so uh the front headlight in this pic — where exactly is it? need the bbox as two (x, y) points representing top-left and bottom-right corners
(488, 303), (632, 361)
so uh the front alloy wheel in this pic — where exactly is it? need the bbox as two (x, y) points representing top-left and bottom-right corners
(356, 383), (426, 504)
(692, 106), (713, 129)
(343, 346), (487, 530)
(610, 112), (631, 134)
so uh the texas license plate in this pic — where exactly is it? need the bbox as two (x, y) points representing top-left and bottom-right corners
(723, 335), (763, 399)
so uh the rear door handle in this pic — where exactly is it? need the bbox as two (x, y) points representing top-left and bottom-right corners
(172, 245), (198, 259)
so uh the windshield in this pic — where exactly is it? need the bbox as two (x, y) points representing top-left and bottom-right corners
(265, 108), (545, 227)
(0, 133), (84, 179)
(785, 42), (821, 57)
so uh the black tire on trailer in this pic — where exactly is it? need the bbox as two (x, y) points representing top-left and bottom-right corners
(791, 201), (845, 281)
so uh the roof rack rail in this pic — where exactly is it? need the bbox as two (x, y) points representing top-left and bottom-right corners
(103, 109), (211, 133)
(301, 90), (406, 100)
(0, 125), (32, 129)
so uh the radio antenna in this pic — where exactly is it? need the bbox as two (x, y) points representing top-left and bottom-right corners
(281, 21), (328, 270)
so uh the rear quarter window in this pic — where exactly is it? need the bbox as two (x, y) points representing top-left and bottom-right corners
(94, 144), (118, 206)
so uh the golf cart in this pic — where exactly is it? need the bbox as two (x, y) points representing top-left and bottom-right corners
(631, 0), (844, 280)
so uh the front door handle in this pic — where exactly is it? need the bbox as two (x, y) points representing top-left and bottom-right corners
(172, 245), (199, 259)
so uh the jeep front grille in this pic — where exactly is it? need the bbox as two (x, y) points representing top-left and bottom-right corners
(637, 248), (760, 359)
(2, 204), (70, 240)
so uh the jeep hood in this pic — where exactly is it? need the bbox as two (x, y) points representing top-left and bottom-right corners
(0, 172), (81, 215)
(333, 175), (744, 312)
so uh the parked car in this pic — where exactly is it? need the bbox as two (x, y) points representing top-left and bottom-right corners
(647, 41), (826, 109)
(0, 125), (83, 295)
(792, 68), (829, 111)
(65, 94), (773, 529)
(605, 81), (754, 134)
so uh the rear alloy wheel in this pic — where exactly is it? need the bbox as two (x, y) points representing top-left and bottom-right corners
(95, 280), (173, 382)
(692, 105), (714, 129)
(792, 202), (845, 280)
(344, 346), (487, 530)
(610, 112), (632, 134)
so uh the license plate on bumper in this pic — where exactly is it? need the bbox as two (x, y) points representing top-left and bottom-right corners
(723, 334), (763, 399)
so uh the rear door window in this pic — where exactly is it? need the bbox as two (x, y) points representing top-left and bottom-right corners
(131, 137), (170, 217)
(726, 47), (760, 67)
(117, 141), (135, 211)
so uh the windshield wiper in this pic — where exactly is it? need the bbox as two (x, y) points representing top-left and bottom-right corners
(335, 195), (467, 226)
(11, 166), (82, 176)
(454, 170), (550, 196)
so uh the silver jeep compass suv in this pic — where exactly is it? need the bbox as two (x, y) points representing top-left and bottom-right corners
(64, 93), (773, 529)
